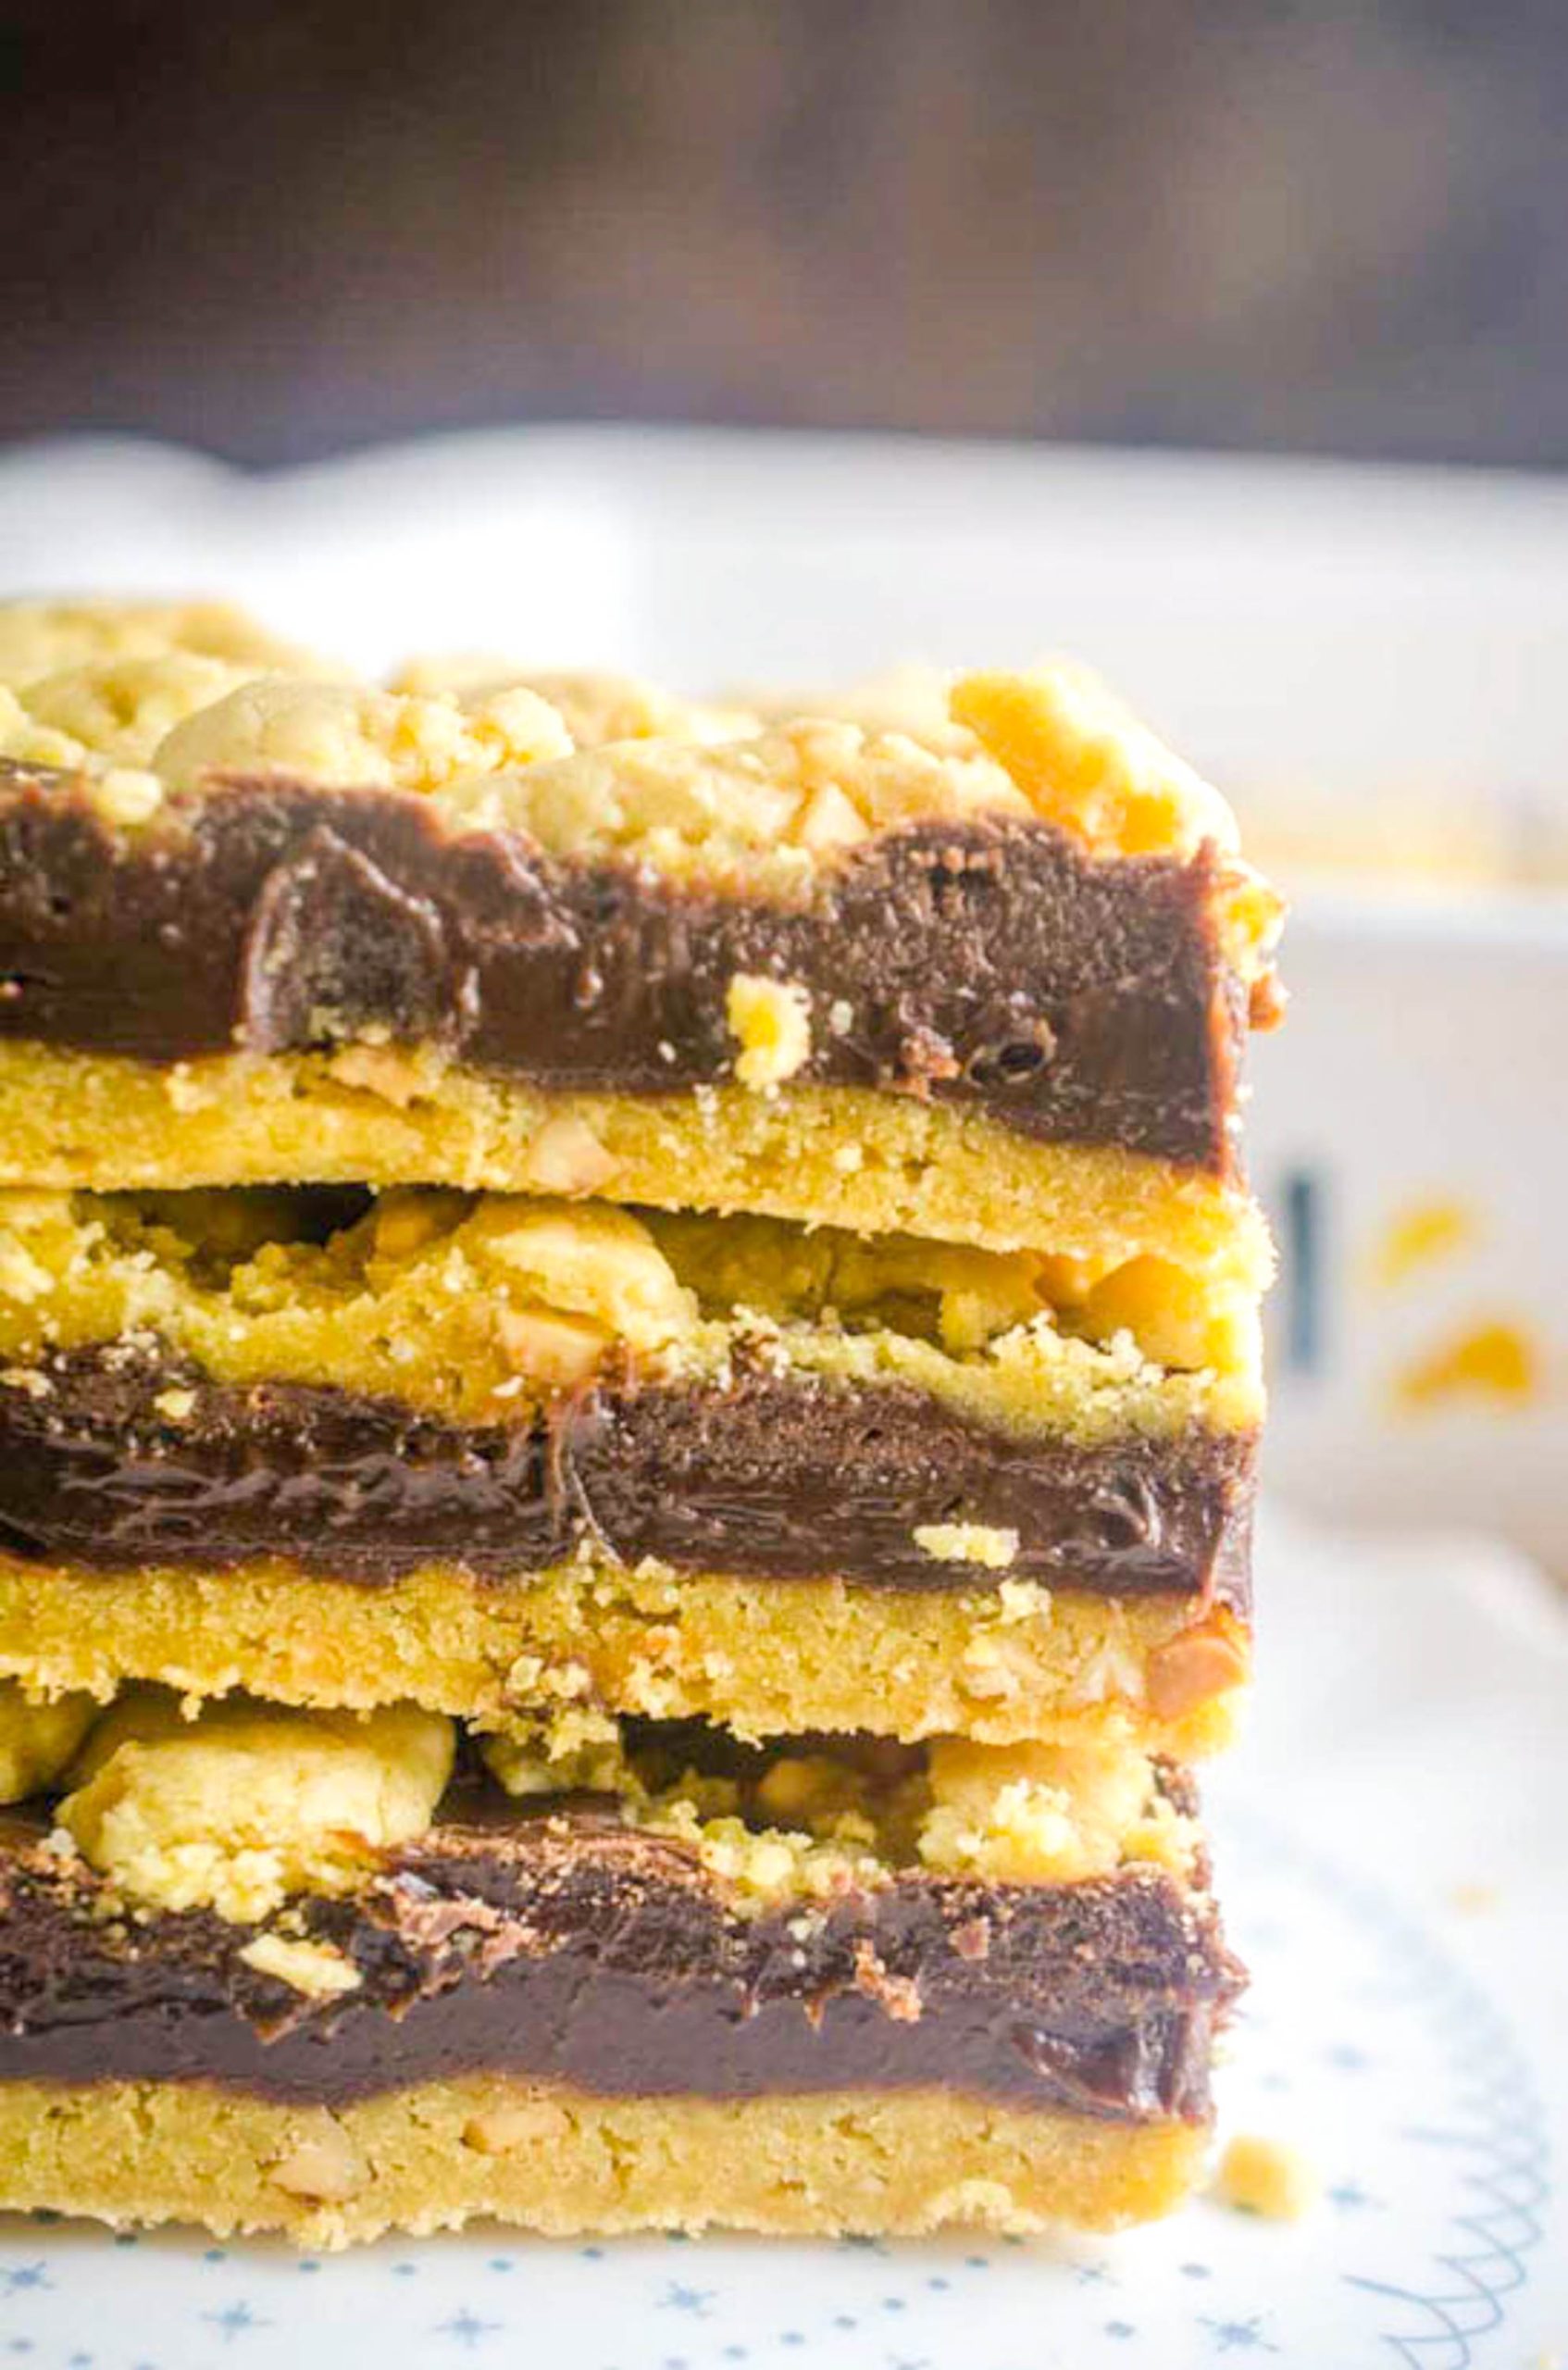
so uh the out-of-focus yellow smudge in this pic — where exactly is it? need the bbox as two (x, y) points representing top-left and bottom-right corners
(1373, 1199), (1475, 1290)
(1395, 1318), (1540, 1413)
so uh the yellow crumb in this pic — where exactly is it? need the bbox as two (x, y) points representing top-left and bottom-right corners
(727, 975), (814, 1088)
(90, 767), (168, 826)
(1213, 2134), (1319, 2220)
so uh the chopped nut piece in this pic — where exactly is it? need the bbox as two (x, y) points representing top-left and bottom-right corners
(997, 1579), (1052, 1622)
(0, 1241), (54, 1305)
(1214, 2135), (1319, 2220)
(327, 1044), (433, 1107)
(1147, 1621), (1250, 1720)
(91, 767), (167, 827)
(367, 1189), (469, 1261)
(795, 780), (870, 852)
(914, 1522), (1019, 1569)
(153, 1386), (196, 1422)
(519, 1115), (618, 1196)
(461, 2102), (571, 2155)
(727, 974), (814, 1088)
(494, 1305), (608, 1388)
(467, 1200), (692, 1346)
(956, 1636), (1019, 1703)
(268, 2120), (363, 2202)
(0, 1681), (100, 1805)
(852, 1939), (922, 2022)
(239, 1933), (363, 1999)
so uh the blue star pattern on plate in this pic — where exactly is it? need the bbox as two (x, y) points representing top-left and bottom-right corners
(433, 2311), (500, 2347)
(1201, 2316), (1279, 2353)
(202, 2301), (271, 2341)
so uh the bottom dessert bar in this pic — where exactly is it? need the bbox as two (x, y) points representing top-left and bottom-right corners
(0, 1688), (1242, 2244)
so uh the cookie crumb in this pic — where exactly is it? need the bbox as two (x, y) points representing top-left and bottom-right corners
(1214, 2134), (1318, 2220)
(92, 767), (166, 827)
(727, 974), (813, 1087)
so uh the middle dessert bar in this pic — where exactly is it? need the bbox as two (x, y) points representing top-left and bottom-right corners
(0, 1187), (1258, 1754)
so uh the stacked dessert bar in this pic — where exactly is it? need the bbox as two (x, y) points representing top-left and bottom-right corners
(0, 603), (1281, 2244)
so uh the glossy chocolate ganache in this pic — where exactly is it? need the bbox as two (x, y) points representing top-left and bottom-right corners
(0, 772), (1251, 1169)
(0, 1774), (1244, 2119)
(0, 1348), (1255, 1608)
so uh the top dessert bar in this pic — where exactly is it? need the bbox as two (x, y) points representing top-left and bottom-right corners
(0, 602), (1283, 1274)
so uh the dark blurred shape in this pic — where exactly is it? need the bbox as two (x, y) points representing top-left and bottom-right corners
(2, 0), (1564, 465)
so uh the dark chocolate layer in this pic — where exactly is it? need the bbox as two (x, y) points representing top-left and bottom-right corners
(0, 768), (1246, 1169)
(0, 1347), (1254, 1609)
(0, 1791), (1242, 2120)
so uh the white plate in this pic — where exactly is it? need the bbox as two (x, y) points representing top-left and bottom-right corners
(0, 1514), (1562, 2369)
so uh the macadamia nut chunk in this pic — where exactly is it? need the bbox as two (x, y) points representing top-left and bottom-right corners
(0, 1680), (99, 1804)
(58, 1692), (454, 1921)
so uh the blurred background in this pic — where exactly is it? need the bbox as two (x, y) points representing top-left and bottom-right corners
(1, 0), (1565, 1568)
(4, 0), (1567, 468)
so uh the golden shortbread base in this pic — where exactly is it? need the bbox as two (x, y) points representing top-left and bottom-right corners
(0, 1556), (1248, 1755)
(0, 1046), (1270, 1279)
(0, 2077), (1208, 2246)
